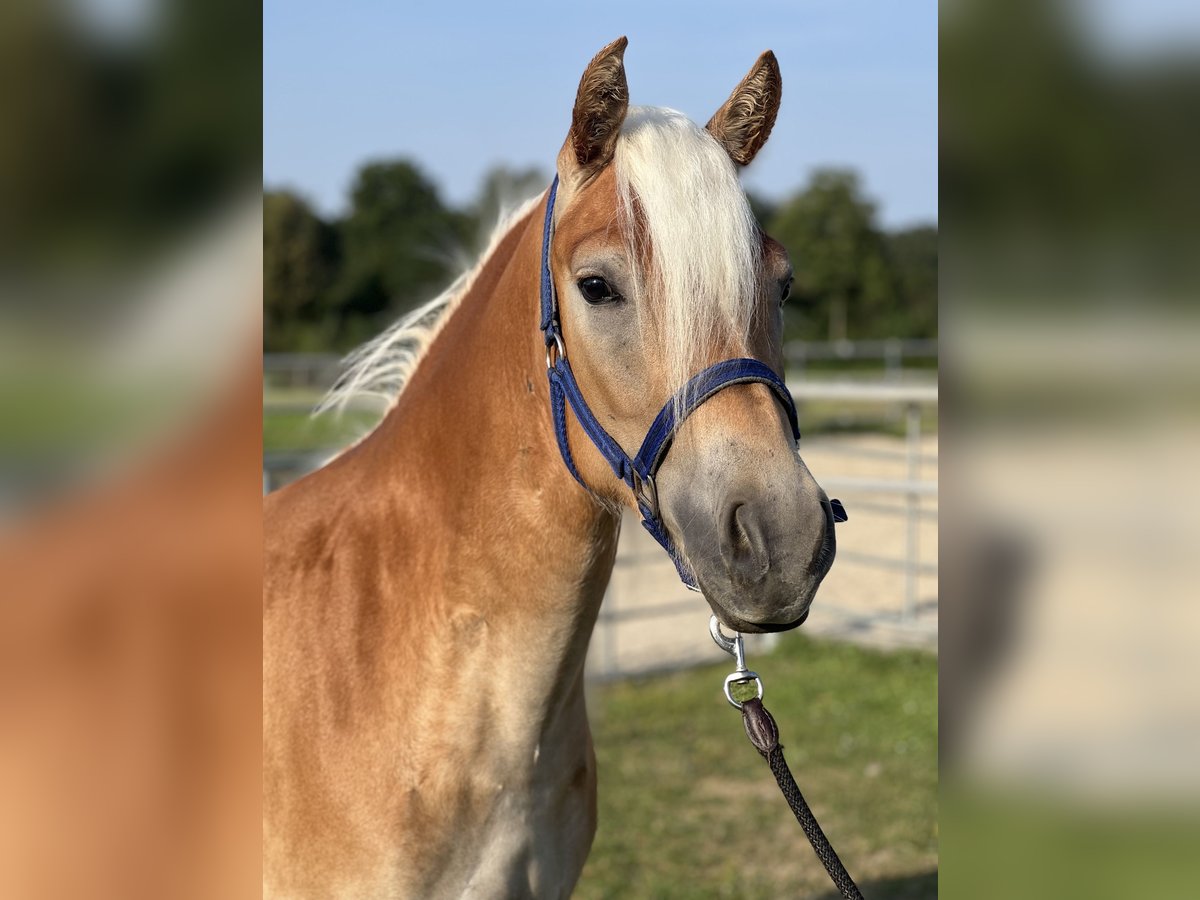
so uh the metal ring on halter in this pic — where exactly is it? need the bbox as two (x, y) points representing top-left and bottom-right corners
(723, 670), (764, 710)
(545, 331), (566, 371)
(631, 470), (659, 518)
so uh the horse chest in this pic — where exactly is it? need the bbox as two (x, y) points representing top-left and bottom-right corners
(404, 757), (595, 899)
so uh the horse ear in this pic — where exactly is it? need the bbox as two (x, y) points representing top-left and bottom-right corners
(565, 37), (629, 180)
(706, 51), (782, 167)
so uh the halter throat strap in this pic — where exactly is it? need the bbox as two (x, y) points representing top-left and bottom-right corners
(538, 175), (801, 589)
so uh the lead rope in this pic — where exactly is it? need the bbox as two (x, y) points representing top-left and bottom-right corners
(710, 616), (865, 900)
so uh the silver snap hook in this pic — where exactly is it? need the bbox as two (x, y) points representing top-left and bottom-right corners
(709, 615), (764, 710)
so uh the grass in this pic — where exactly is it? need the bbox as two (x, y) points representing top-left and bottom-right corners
(0, 376), (201, 458)
(262, 387), (380, 453)
(262, 408), (379, 453)
(577, 635), (938, 899)
(940, 785), (1200, 900)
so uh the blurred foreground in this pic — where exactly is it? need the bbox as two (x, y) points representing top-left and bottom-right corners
(1, 1), (262, 898)
(942, 0), (1200, 896)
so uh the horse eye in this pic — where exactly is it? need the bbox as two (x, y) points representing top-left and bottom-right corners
(780, 276), (794, 305)
(578, 276), (618, 305)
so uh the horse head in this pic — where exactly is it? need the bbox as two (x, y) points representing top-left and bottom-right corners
(545, 38), (836, 633)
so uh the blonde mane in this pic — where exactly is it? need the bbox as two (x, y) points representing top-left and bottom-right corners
(321, 106), (759, 418)
(615, 107), (761, 394)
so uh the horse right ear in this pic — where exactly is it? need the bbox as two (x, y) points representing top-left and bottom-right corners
(562, 37), (629, 185)
(706, 50), (782, 167)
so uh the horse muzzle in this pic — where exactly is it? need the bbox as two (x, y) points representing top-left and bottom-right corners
(666, 478), (839, 634)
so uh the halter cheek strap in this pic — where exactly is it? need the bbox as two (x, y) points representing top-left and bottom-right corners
(539, 175), (805, 590)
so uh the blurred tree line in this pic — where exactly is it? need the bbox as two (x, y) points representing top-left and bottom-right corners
(264, 163), (936, 352)
(942, 0), (1200, 304)
(0, 0), (260, 275)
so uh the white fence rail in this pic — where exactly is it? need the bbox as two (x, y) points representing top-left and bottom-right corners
(790, 380), (938, 623)
(784, 338), (937, 381)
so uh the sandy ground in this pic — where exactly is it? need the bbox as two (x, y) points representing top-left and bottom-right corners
(586, 433), (939, 679)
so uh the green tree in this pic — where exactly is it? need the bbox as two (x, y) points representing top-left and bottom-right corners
(745, 190), (780, 228)
(263, 190), (339, 351)
(886, 225), (938, 338)
(332, 160), (472, 344)
(767, 169), (901, 341)
(467, 165), (547, 252)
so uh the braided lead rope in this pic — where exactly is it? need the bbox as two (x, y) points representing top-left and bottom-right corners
(742, 698), (865, 900)
(710, 617), (864, 899)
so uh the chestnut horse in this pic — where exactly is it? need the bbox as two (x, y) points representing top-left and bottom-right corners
(264, 38), (835, 898)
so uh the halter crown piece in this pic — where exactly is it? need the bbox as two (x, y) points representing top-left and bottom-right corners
(539, 175), (808, 589)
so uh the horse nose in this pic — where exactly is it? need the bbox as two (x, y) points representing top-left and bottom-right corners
(719, 499), (771, 587)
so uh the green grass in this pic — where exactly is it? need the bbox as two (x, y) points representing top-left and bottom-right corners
(0, 377), (191, 457)
(940, 786), (1200, 900)
(577, 636), (938, 899)
(262, 408), (380, 453)
(262, 387), (381, 452)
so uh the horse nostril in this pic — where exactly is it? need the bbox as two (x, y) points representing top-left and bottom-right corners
(726, 503), (748, 551)
(720, 501), (769, 584)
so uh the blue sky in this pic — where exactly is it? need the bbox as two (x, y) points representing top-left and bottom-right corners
(264, 1), (937, 229)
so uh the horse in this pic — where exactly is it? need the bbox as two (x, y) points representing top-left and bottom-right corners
(263, 37), (836, 898)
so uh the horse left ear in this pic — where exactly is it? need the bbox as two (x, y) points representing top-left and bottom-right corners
(706, 51), (782, 167)
(562, 37), (629, 185)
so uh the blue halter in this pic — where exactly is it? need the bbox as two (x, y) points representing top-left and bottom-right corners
(539, 176), (805, 589)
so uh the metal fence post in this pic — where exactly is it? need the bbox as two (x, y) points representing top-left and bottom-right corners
(885, 338), (901, 383)
(904, 402), (921, 621)
(604, 580), (618, 678)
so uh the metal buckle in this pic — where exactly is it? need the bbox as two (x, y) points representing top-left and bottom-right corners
(631, 470), (659, 518)
(545, 330), (566, 371)
(709, 615), (764, 709)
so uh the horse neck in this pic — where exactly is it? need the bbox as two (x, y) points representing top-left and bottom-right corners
(358, 200), (619, 710)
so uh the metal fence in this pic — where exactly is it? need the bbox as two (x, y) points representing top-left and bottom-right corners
(789, 380), (937, 622)
(263, 353), (343, 391)
(783, 338), (937, 382)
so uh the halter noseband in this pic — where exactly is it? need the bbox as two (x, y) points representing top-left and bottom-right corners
(539, 176), (802, 589)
